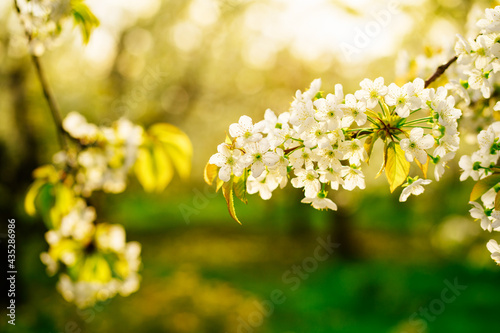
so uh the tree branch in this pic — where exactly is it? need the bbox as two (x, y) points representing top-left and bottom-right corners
(424, 56), (458, 88)
(14, 0), (68, 149)
(31, 56), (68, 149)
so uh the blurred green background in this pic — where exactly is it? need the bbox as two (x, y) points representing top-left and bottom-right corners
(1, 0), (499, 332)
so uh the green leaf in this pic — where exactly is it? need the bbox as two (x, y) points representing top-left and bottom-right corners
(233, 172), (248, 204)
(385, 141), (411, 193)
(222, 178), (242, 225)
(204, 163), (219, 186)
(363, 132), (378, 165)
(470, 173), (500, 201)
(37, 183), (56, 229)
(71, 1), (100, 44)
(25, 180), (46, 216)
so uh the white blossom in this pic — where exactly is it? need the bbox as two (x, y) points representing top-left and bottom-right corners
(400, 128), (434, 164)
(399, 179), (432, 202)
(486, 239), (500, 265)
(209, 143), (244, 182)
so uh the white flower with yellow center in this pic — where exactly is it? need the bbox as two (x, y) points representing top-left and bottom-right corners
(399, 178), (432, 202)
(291, 168), (321, 198)
(301, 191), (337, 211)
(400, 128), (434, 164)
(340, 139), (366, 165)
(355, 77), (388, 109)
(341, 166), (365, 191)
(385, 82), (421, 118)
(229, 115), (264, 148)
(341, 94), (367, 127)
(209, 143), (244, 182)
(241, 139), (279, 178)
(246, 170), (279, 200)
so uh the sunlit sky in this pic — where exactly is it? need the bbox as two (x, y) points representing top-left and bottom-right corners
(1, 0), (433, 70)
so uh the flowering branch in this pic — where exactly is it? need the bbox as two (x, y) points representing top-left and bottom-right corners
(16, 0), (192, 308)
(206, 76), (461, 223)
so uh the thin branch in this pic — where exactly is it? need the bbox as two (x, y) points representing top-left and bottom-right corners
(424, 56), (458, 88)
(14, 0), (68, 149)
(31, 56), (68, 149)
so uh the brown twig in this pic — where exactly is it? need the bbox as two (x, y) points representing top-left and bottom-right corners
(424, 56), (458, 88)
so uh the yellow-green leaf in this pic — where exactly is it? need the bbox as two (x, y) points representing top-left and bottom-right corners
(233, 172), (248, 204)
(25, 180), (46, 216)
(37, 184), (56, 229)
(216, 178), (224, 192)
(376, 142), (388, 178)
(222, 179), (242, 225)
(80, 254), (112, 283)
(51, 183), (76, 228)
(153, 143), (174, 192)
(415, 155), (429, 179)
(204, 163), (219, 186)
(134, 147), (156, 192)
(225, 133), (232, 145)
(363, 132), (378, 165)
(149, 124), (192, 153)
(148, 123), (192, 180)
(33, 164), (59, 182)
(495, 190), (500, 210)
(164, 144), (191, 180)
(385, 142), (410, 193)
(470, 173), (500, 201)
(71, 1), (100, 44)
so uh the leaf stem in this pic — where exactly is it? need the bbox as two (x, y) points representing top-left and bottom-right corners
(403, 125), (433, 129)
(409, 108), (422, 116)
(403, 117), (432, 125)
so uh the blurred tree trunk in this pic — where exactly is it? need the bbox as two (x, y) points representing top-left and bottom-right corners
(330, 202), (357, 260)
(288, 191), (312, 237)
(0, 64), (39, 210)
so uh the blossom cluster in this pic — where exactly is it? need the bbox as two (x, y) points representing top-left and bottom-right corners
(59, 111), (144, 196)
(459, 121), (500, 265)
(453, 6), (500, 103)
(33, 112), (145, 308)
(209, 77), (461, 211)
(28, 110), (191, 306)
(15, 0), (73, 55)
(41, 200), (141, 308)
